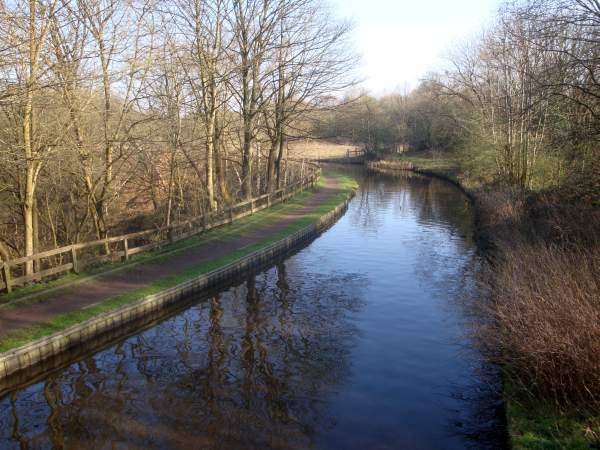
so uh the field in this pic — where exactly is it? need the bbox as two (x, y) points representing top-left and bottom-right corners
(288, 139), (361, 160)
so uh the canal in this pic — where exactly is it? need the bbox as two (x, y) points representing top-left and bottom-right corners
(0, 169), (506, 449)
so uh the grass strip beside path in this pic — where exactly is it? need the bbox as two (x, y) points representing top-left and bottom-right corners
(0, 172), (357, 353)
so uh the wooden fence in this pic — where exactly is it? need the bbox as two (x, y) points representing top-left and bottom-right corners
(346, 149), (365, 159)
(0, 164), (321, 294)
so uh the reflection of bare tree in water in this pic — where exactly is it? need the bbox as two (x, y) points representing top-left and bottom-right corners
(44, 380), (65, 448)
(350, 171), (382, 230)
(205, 295), (225, 438)
(9, 393), (25, 447)
(357, 170), (474, 240)
(276, 263), (289, 297)
(241, 276), (259, 411)
(221, 270), (365, 449)
(239, 273), (314, 448)
(0, 264), (366, 449)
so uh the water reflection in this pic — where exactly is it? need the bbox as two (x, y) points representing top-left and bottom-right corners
(0, 169), (505, 449)
(0, 265), (366, 449)
(354, 170), (473, 240)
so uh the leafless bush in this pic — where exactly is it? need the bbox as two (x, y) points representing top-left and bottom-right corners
(487, 242), (600, 405)
(473, 185), (600, 406)
(477, 190), (525, 235)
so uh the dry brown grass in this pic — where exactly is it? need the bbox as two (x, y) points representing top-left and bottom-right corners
(490, 243), (600, 404)
(367, 160), (415, 171)
(475, 185), (600, 406)
(288, 138), (360, 160)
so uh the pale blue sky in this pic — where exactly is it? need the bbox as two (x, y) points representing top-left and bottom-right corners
(329, 0), (501, 94)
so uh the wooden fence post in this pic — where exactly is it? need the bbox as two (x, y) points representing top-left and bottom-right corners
(2, 262), (12, 293)
(229, 207), (234, 223)
(71, 247), (79, 274)
(123, 238), (129, 261)
(250, 200), (254, 214)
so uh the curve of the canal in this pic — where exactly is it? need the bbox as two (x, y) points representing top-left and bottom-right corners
(0, 167), (507, 449)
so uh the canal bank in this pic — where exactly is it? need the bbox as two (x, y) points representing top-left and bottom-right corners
(0, 171), (357, 381)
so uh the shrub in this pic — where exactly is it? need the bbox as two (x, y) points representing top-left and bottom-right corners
(475, 180), (600, 406)
(489, 243), (600, 405)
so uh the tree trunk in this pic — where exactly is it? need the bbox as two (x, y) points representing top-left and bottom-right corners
(214, 127), (231, 204)
(266, 140), (277, 192)
(22, 0), (38, 276)
(206, 114), (217, 211)
(99, 42), (112, 253)
(275, 132), (285, 189)
(242, 126), (253, 199)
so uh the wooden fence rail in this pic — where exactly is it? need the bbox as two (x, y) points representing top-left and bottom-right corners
(1, 164), (321, 294)
(346, 149), (365, 159)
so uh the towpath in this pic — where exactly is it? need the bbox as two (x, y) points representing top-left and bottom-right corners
(0, 176), (343, 342)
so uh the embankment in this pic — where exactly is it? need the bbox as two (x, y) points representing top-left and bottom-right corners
(0, 173), (357, 390)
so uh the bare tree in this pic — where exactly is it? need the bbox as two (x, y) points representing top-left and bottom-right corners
(77, 0), (153, 245)
(0, 0), (59, 274)
(0, 0), (354, 263)
(228, 0), (279, 199)
(262, 0), (354, 189)
(170, 0), (231, 210)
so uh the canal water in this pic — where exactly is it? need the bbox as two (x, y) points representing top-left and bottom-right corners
(0, 169), (506, 449)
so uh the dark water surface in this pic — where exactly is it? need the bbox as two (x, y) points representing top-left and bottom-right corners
(0, 170), (506, 449)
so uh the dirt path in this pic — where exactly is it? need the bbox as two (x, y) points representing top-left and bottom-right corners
(0, 177), (343, 339)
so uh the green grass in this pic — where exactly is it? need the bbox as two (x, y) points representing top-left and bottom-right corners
(384, 149), (499, 190)
(397, 155), (460, 172)
(506, 382), (600, 449)
(0, 172), (357, 353)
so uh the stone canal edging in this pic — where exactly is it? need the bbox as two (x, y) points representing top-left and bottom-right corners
(0, 190), (355, 382)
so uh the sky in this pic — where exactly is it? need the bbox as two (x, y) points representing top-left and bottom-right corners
(329, 0), (501, 95)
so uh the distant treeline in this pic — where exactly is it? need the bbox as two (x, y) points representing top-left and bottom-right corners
(318, 0), (599, 192)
